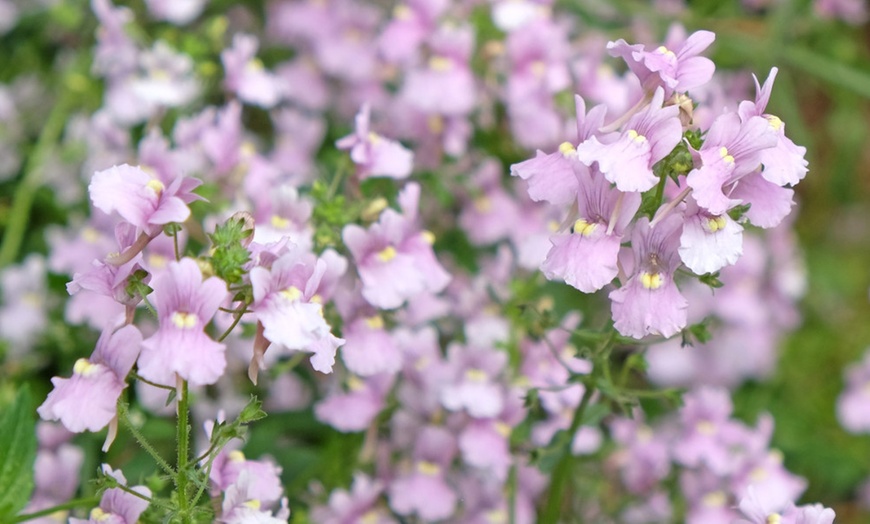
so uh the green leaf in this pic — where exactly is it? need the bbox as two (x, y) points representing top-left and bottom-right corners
(0, 388), (37, 518)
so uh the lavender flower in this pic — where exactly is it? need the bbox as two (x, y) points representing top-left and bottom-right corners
(38, 325), (142, 434)
(137, 258), (228, 386)
(610, 215), (687, 339)
(336, 104), (414, 180)
(576, 87), (682, 193)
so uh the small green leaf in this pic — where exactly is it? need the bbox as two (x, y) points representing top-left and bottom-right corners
(698, 271), (724, 289)
(0, 388), (37, 518)
(239, 396), (267, 424)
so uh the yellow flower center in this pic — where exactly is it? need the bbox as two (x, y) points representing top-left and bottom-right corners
(530, 60), (546, 78)
(474, 196), (492, 213)
(417, 461), (441, 476)
(704, 215), (728, 233)
(767, 514), (782, 524)
(270, 215), (291, 229)
(377, 245), (397, 262)
(719, 146), (735, 164)
(427, 114), (444, 134)
(348, 375), (366, 391)
(82, 227), (101, 243)
(148, 253), (168, 270)
(90, 507), (110, 522)
(696, 420), (717, 435)
(393, 4), (412, 19)
(146, 178), (165, 195)
(640, 271), (663, 290)
(171, 311), (199, 329)
(243, 499), (262, 510)
(73, 358), (99, 377)
(701, 490), (726, 508)
(627, 129), (647, 143)
(428, 56), (453, 71)
(280, 286), (303, 302)
(486, 509), (508, 523)
(228, 450), (246, 462)
(365, 315), (384, 329)
(465, 368), (488, 382)
(573, 219), (598, 237)
(765, 114), (783, 131)
(421, 230), (436, 245)
(558, 141), (576, 157)
(655, 45), (676, 58)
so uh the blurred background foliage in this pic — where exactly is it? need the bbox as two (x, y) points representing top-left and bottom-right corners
(1, 0), (870, 521)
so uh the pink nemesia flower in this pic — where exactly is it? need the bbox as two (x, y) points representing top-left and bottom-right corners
(222, 34), (282, 108)
(343, 183), (450, 309)
(220, 470), (290, 524)
(510, 95), (608, 207)
(89, 163), (201, 237)
(678, 196), (744, 275)
(737, 67), (808, 187)
(607, 27), (716, 96)
(38, 324), (142, 433)
(70, 465), (151, 524)
(685, 112), (777, 217)
(610, 215), (687, 339)
(400, 23), (477, 116)
(137, 258), (228, 386)
(576, 87), (682, 193)
(541, 162), (641, 292)
(336, 103), (414, 180)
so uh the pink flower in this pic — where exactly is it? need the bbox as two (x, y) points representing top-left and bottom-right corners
(343, 183), (450, 309)
(541, 163), (641, 292)
(608, 27), (716, 96)
(609, 215), (687, 339)
(89, 163), (201, 236)
(38, 325), (142, 433)
(575, 87), (682, 193)
(336, 104), (414, 180)
(250, 247), (344, 374)
(686, 112), (777, 217)
(137, 258), (228, 386)
(222, 34), (282, 108)
(70, 466), (151, 524)
(738, 67), (808, 187)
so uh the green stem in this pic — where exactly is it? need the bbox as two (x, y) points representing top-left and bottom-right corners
(176, 377), (192, 523)
(118, 402), (176, 477)
(0, 90), (71, 267)
(540, 381), (596, 523)
(131, 373), (175, 391)
(217, 304), (248, 342)
(11, 497), (101, 523)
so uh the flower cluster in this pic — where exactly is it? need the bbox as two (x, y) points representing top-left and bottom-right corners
(512, 30), (808, 340)
(0, 0), (841, 522)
